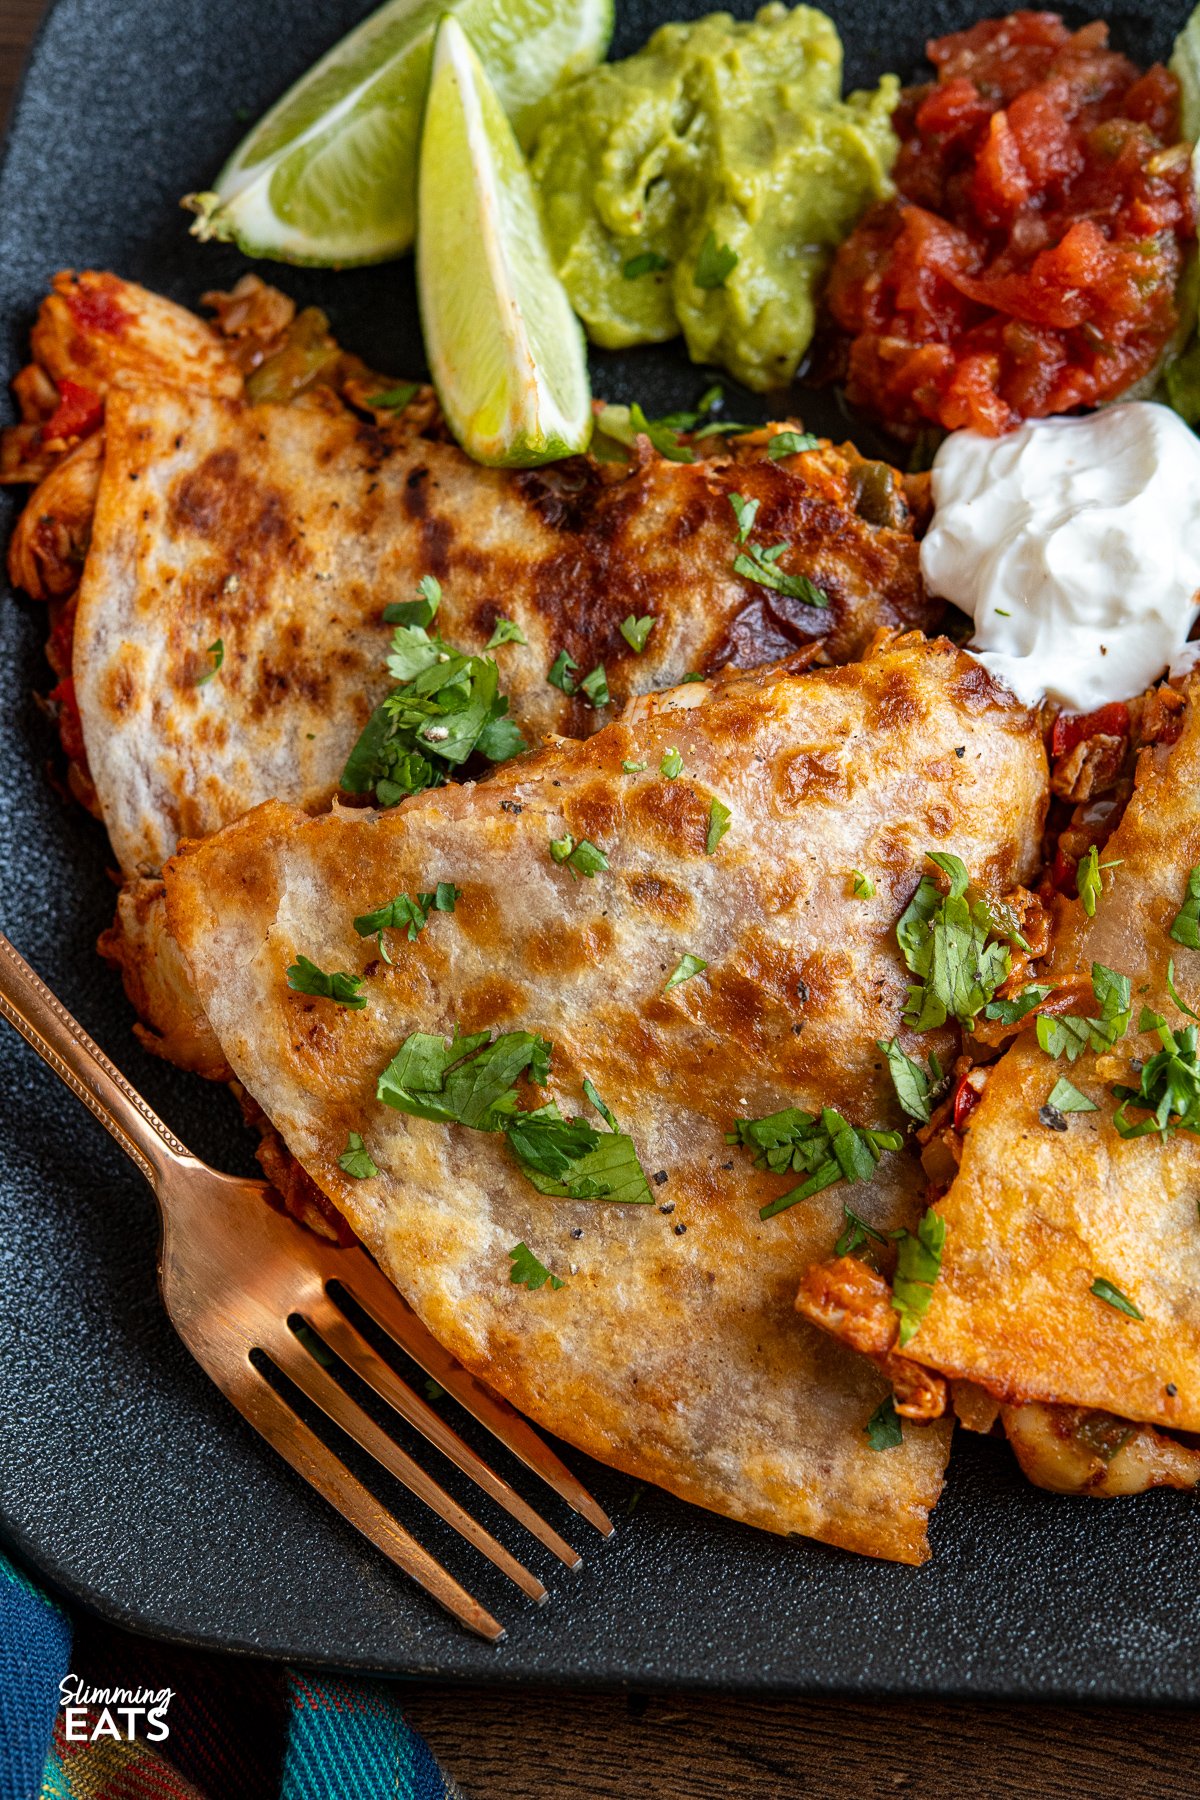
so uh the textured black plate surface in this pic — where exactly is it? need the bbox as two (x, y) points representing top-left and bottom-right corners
(2, 0), (1199, 1697)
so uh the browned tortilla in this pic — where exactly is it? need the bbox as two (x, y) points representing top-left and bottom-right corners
(905, 681), (1200, 1432)
(164, 643), (1047, 1562)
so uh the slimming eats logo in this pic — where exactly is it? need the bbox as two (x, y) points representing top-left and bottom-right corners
(59, 1674), (174, 1743)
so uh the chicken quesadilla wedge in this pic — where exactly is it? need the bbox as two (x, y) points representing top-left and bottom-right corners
(162, 640), (1047, 1560)
(799, 676), (1200, 1490)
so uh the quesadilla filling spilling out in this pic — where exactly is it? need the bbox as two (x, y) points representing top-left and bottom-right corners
(6, 268), (1200, 1565)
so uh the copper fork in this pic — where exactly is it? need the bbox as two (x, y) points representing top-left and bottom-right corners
(0, 932), (612, 1640)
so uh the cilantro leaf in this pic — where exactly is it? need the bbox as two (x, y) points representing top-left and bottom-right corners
(706, 797), (732, 855)
(897, 856), (1015, 1032)
(729, 1106), (903, 1220)
(196, 638), (224, 685)
(486, 616), (527, 649)
(623, 251), (670, 279)
(865, 1395), (903, 1451)
(366, 382), (419, 411)
(384, 575), (441, 629)
(354, 883), (459, 958)
(1167, 957), (1199, 1021)
(1111, 1007), (1200, 1140)
(1047, 1076), (1097, 1113)
(548, 834), (609, 879)
(1036, 963), (1131, 1062)
(767, 431), (819, 460)
(729, 492), (759, 543)
(620, 614), (656, 654)
(286, 955), (368, 1010)
(665, 953), (707, 991)
(891, 1208), (946, 1348)
(338, 1132), (378, 1179)
(580, 664), (609, 707)
(1090, 1277), (1143, 1320)
(984, 984), (1051, 1025)
(548, 649), (579, 694)
(694, 231), (738, 289)
(877, 1037), (944, 1125)
(509, 1243), (565, 1291)
(734, 543), (830, 608)
(835, 1202), (888, 1258)
(622, 758), (647, 774)
(1076, 844), (1121, 918)
(660, 747), (683, 780)
(851, 870), (875, 899)
(1170, 866), (1200, 949)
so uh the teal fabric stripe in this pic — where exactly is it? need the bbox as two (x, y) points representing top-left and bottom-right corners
(0, 1550), (71, 1800)
(280, 1671), (461, 1800)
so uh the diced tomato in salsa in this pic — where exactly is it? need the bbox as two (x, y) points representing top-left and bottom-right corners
(41, 379), (103, 444)
(1049, 701), (1130, 757)
(827, 13), (1195, 436)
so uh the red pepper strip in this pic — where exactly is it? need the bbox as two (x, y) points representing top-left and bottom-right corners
(41, 379), (103, 444)
(952, 1075), (982, 1132)
(1050, 702), (1129, 759)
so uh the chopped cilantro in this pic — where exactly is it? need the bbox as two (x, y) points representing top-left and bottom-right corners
(1170, 866), (1200, 949)
(1047, 1076), (1097, 1114)
(729, 492), (759, 543)
(767, 431), (819, 460)
(891, 1208), (946, 1348)
(984, 984), (1051, 1025)
(898, 852), (1018, 1032)
(665, 953), (707, 991)
(681, 672), (705, 684)
(338, 1132), (378, 1179)
(384, 574), (441, 629)
(509, 1243), (565, 1291)
(865, 1395), (903, 1451)
(729, 1107), (903, 1220)
(1111, 1006), (1200, 1140)
(835, 1202), (888, 1259)
(378, 1026), (651, 1204)
(660, 747), (683, 780)
(706, 797), (732, 855)
(728, 494), (830, 608)
(620, 614), (656, 654)
(580, 663), (610, 707)
(877, 1037), (944, 1125)
(486, 616), (527, 649)
(340, 582), (525, 806)
(365, 382), (418, 411)
(851, 870), (875, 899)
(694, 231), (738, 289)
(1167, 957), (1199, 1021)
(622, 758), (647, 774)
(286, 955), (368, 1010)
(197, 638), (224, 685)
(1076, 845), (1121, 918)
(548, 834), (609, 879)
(622, 251), (669, 279)
(354, 883), (459, 959)
(1090, 1277), (1143, 1320)
(595, 400), (700, 464)
(548, 649), (579, 694)
(1036, 963), (1131, 1063)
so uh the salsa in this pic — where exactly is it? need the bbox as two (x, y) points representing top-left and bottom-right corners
(826, 12), (1195, 435)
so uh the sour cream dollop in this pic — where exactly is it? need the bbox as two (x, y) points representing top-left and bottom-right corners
(920, 402), (1200, 712)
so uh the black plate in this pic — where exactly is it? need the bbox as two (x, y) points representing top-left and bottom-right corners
(2, 0), (1200, 1697)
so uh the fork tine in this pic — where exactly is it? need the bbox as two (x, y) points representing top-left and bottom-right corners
(332, 1256), (615, 1538)
(307, 1297), (582, 1570)
(273, 1328), (549, 1605)
(221, 1360), (504, 1641)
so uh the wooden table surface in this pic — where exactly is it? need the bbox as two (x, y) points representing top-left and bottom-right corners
(2, 3), (1197, 1793)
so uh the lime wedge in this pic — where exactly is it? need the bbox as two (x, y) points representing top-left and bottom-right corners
(417, 15), (592, 467)
(185, 0), (611, 266)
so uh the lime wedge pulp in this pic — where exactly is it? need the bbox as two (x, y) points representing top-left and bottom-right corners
(185, 0), (611, 266)
(416, 15), (592, 467)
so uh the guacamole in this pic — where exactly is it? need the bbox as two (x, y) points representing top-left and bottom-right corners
(529, 5), (899, 393)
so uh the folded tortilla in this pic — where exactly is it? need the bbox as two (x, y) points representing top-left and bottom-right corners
(163, 641), (1047, 1561)
(73, 381), (934, 880)
(909, 680), (1200, 1432)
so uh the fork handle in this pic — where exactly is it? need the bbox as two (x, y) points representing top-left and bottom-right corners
(0, 931), (192, 1193)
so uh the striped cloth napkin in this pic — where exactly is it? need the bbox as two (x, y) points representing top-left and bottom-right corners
(0, 1549), (462, 1800)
